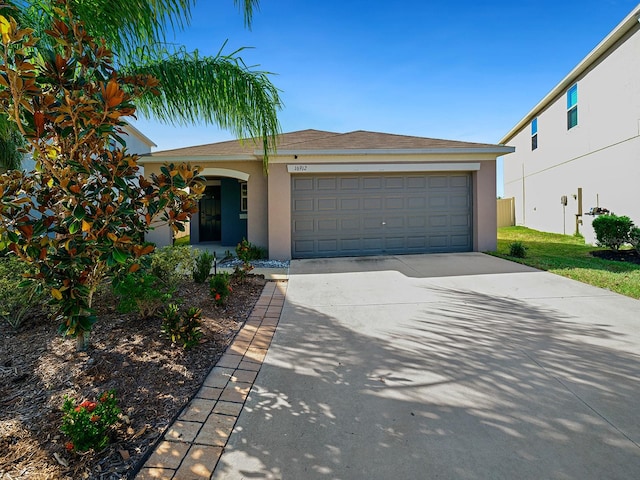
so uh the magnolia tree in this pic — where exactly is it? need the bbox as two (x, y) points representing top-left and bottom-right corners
(0, 1), (205, 350)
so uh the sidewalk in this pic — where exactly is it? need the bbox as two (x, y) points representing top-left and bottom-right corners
(135, 280), (287, 480)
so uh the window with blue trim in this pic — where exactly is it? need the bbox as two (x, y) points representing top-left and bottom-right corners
(531, 118), (538, 150)
(567, 84), (578, 129)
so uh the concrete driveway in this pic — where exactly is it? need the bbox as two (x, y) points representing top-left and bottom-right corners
(213, 253), (640, 479)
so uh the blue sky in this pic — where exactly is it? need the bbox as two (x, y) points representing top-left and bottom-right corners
(130, 0), (639, 192)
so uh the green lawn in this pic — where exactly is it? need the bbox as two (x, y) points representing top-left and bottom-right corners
(489, 226), (640, 299)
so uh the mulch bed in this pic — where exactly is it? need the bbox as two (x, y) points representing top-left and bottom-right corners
(590, 249), (640, 265)
(0, 275), (267, 479)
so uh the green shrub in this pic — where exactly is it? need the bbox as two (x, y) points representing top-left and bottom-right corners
(112, 272), (173, 319)
(508, 241), (527, 258)
(209, 272), (232, 306)
(629, 227), (640, 255)
(60, 390), (120, 452)
(592, 214), (633, 250)
(151, 245), (196, 286)
(235, 238), (266, 262)
(193, 250), (215, 283)
(161, 304), (203, 349)
(0, 255), (44, 330)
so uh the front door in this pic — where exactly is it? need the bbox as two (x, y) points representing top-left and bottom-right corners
(199, 185), (221, 242)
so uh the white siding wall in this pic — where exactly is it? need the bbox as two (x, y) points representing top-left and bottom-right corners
(503, 23), (640, 243)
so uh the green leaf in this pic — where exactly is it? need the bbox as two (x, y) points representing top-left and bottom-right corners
(69, 221), (80, 235)
(112, 249), (129, 264)
(73, 205), (86, 220)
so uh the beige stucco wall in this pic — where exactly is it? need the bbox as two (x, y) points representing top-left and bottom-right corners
(503, 22), (640, 242)
(474, 159), (497, 252)
(267, 163), (291, 260)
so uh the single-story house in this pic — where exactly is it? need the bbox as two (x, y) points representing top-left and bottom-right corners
(140, 129), (513, 260)
(501, 4), (640, 243)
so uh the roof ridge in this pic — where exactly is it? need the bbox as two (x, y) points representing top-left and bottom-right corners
(277, 129), (342, 147)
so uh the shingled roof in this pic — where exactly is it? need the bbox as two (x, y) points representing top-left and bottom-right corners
(149, 129), (509, 157)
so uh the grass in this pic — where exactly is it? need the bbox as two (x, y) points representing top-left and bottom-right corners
(489, 226), (640, 299)
(174, 235), (190, 246)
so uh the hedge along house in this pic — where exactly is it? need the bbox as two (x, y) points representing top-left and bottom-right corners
(139, 129), (513, 260)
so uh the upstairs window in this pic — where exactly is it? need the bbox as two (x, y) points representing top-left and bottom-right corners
(531, 118), (538, 150)
(567, 84), (578, 129)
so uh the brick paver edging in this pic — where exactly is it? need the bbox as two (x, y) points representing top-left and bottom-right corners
(135, 280), (287, 479)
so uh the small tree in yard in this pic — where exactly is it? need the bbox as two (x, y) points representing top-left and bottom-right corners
(0, 2), (204, 351)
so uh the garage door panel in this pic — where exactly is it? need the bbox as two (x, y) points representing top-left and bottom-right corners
(363, 217), (384, 229)
(429, 236), (448, 247)
(293, 177), (314, 191)
(317, 177), (337, 190)
(385, 197), (404, 209)
(340, 217), (361, 230)
(293, 239), (315, 254)
(429, 196), (448, 208)
(450, 214), (471, 227)
(407, 216), (426, 228)
(451, 175), (470, 188)
(293, 198), (314, 211)
(341, 238), (362, 251)
(451, 235), (471, 247)
(407, 236), (427, 248)
(363, 198), (383, 210)
(385, 177), (404, 189)
(407, 177), (426, 189)
(291, 172), (472, 258)
(339, 198), (361, 210)
(428, 176), (448, 188)
(429, 215), (448, 227)
(384, 216), (405, 229)
(292, 219), (314, 233)
(407, 197), (426, 209)
(317, 219), (338, 232)
(363, 177), (383, 189)
(340, 177), (359, 190)
(317, 198), (338, 211)
(363, 237), (384, 250)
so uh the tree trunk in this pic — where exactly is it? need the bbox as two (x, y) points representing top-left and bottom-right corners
(76, 330), (90, 352)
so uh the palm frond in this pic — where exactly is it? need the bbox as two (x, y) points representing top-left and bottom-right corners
(7, 0), (196, 57)
(234, 0), (259, 29)
(129, 49), (282, 170)
(0, 117), (26, 172)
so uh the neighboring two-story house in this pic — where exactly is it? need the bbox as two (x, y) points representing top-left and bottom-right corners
(501, 4), (640, 243)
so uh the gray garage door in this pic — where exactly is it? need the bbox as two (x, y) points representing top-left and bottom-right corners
(291, 172), (473, 258)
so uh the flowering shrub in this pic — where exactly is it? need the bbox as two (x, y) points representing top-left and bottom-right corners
(60, 390), (120, 452)
(209, 272), (232, 306)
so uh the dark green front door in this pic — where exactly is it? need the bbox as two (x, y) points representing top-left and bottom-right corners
(199, 186), (221, 242)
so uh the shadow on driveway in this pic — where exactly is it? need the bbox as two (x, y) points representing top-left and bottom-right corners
(214, 255), (640, 480)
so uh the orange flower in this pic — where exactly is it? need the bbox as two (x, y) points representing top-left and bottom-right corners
(79, 400), (97, 412)
(90, 415), (101, 422)
(65, 441), (74, 451)
(215, 293), (221, 301)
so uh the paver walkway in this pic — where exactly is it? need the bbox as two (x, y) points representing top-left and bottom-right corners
(135, 280), (287, 480)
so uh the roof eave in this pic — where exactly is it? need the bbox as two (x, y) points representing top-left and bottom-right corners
(500, 4), (640, 144)
(138, 154), (257, 164)
(260, 147), (515, 156)
(123, 122), (157, 148)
